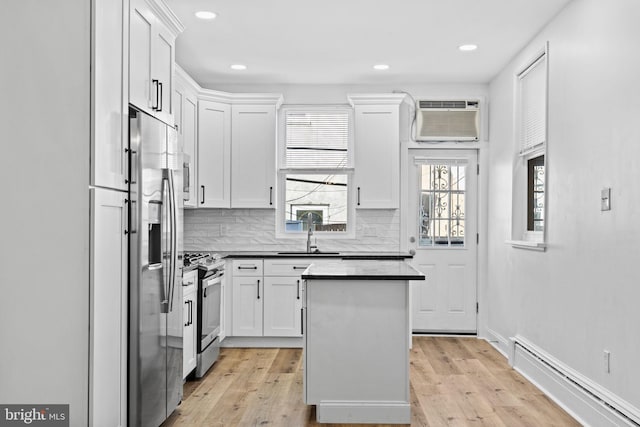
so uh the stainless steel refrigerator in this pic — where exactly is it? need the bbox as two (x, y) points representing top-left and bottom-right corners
(128, 107), (183, 427)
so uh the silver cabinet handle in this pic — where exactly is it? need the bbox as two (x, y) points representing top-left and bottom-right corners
(257, 279), (261, 299)
(296, 280), (300, 300)
(357, 187), (361, 206)
(269, 186), (273, 205)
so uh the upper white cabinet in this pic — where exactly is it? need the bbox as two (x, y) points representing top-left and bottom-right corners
(92, 0), (127, 191)
(175, 67), (199, 208)
(231, 100), (281, 208)
(198, 99), (231, 208)
(129, 0), (183, 126)
(349, 94), (407, 209)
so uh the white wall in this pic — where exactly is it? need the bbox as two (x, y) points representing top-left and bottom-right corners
(486, 0), (640, 415)
(0, 1), (91, 425)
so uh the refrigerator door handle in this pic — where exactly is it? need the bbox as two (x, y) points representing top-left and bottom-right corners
(160, 174), (170, 313)
(167, 169), (178, 312)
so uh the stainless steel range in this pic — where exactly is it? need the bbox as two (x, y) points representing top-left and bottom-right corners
(183, 253), (225, 378)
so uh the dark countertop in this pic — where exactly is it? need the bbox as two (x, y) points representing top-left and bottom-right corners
(221, 251), (413, 260)
(302, 260), (425, 281)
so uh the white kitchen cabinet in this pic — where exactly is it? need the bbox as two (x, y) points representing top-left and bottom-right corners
(231, 259), (264, 336)
(174, 69), (199, 208)
(129, 0), (182, 126)
(92, 0), (127, 191)
(198, 100), (231, 208)
(263, 277), (303, 337)
(231, 104), (277, 208)
(90, 187), (128, 427)
(182, 270), (197, 378)
(349, 94), (407, 209)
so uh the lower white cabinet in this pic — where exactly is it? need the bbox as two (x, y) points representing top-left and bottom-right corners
(231, 258), (312, 337)
(182, 270), (197, 378)
(231, 259), (264, 336)
(263, 277), (303, 337)
(90, 187), (128, 427)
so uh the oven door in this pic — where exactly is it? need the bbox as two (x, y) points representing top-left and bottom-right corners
(200, 272), (222, 351)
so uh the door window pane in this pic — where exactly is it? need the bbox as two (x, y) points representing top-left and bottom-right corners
(419, 163), (466, 247)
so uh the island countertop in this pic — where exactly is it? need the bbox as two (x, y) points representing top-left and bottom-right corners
(302, 260), (425, 281)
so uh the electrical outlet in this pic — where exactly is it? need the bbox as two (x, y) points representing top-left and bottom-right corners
(603, 350), (611, 373)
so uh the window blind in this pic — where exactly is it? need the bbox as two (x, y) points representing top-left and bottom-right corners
(518, 53), (547, 155)
(285, 111), (349, 168)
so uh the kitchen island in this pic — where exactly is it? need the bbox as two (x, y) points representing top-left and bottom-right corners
(301, 260), (425, 424)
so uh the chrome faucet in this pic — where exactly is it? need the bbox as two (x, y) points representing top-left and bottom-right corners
(306, 213), (317, 253)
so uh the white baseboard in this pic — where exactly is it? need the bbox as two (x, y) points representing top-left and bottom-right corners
(484, 327), (510, 359)
(512, 336), (640, 427)
(220, 336), (303, 348)
(316, 400), (410, 424)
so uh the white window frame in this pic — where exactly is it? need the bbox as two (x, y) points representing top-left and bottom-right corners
(276, 105), (356, 239)
(509, 43), (549, 251)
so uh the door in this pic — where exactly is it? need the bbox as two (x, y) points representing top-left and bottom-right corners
(408, 149), (478, 333)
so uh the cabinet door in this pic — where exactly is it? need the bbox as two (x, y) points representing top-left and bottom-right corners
(152, 22), (175, 125)
(232, 276), (264, 336)
(231, 104), (276, 208)
(198, 100), (231, 208)
(93, 0), (127, 191)
(353, 105), (400, 209)
(263, 277), (302, 337)
(182, 285), (196, 378)
(90, 188), (128, 427)
(182, 94), (198, 208)
(129, 0), (154, 114)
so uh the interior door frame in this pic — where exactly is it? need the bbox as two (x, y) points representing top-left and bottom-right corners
(400, 142), (486, 335)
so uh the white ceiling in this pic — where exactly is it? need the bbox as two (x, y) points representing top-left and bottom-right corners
(165, 0), (572, 87)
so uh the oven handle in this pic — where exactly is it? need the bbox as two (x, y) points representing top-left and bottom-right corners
(203, 275), (223, 298)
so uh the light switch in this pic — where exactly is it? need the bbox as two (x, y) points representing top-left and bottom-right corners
(601, 188), (611, 211)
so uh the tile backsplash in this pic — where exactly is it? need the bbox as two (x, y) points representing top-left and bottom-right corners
(184, 208), (400, 252)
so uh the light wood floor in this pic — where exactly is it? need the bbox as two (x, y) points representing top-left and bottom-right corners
(163, 337), (580, 426)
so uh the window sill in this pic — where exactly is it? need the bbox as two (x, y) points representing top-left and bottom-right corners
(506, 240), (547, 252)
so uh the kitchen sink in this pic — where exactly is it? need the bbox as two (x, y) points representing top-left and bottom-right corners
(276, 251), (340, 255)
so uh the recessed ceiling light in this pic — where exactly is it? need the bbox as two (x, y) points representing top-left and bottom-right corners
(230, 64), (247, 71)
(458, 44), (478, 52)
(195, 11), (217, 20)
(373, 64), (390, 70)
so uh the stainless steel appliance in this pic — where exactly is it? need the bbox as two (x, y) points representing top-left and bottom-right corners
(184, 253), (225, 378)
(128, 107), (183, 427)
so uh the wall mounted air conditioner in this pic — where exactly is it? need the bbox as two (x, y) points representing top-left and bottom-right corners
(415, 99), (480, 141)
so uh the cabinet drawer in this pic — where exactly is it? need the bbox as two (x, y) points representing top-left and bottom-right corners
(232, 259), (263, 276)
(182, 270), (197, 288)
(264, 259), (312, 276)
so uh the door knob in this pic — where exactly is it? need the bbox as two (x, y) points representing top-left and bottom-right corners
(409, 249), (416, 256)
(409, 236), (416, 243)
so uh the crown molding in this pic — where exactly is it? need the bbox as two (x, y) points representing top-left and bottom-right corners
(175, 64), (202, 94)
(148, 0), (185, 36)
(347, 93), (407, 107)
(176, 66), (283, 107)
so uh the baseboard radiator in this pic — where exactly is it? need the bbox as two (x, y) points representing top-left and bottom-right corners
(511, 336), (640, 427)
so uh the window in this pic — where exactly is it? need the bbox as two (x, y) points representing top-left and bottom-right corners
(418, 161), (468, 247)
(511, 44), (548, 249)
(527, 155), (545, 232)
(277, 107), (354, 237)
